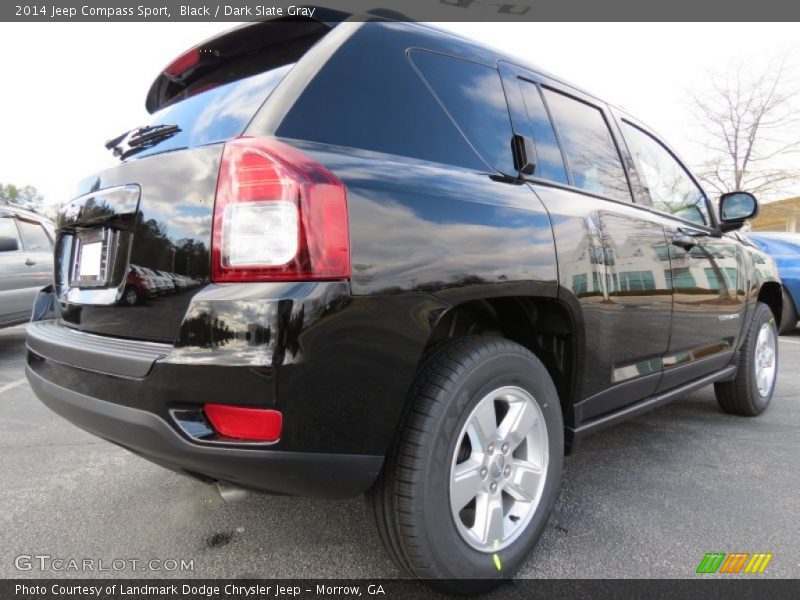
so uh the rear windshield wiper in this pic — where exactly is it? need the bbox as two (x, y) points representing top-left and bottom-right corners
(105, 124), (181, 159)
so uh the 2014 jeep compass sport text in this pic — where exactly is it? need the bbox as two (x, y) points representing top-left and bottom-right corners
(26, 15), (782, 593)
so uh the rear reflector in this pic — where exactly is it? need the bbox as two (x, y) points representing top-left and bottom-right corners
(211, 137), (350, 283)
(204, 404), (283, 442)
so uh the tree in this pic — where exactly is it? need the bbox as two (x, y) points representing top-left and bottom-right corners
(0, 182), (45, 208)
(689, 56), (799, 197)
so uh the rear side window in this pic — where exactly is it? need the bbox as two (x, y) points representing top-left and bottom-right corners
(17, 219), (51, 251)
(518, 80), (568, 184)
(0, 216), (21, 252)
(276, 26), (485, 171)
(410, 50), (515, 174)
(542, 89), (631, 202)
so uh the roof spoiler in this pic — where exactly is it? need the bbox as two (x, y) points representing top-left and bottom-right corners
(144, 8), (351, 113)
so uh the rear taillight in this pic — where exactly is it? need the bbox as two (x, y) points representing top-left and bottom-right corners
(211, 137), (350, 283)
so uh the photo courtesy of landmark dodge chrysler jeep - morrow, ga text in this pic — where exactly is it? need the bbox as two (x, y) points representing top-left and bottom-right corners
(25, 13), (782, 594)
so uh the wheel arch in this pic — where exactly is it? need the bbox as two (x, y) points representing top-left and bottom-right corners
(422, 294), (582, 419)
(757, 281), (783, 325)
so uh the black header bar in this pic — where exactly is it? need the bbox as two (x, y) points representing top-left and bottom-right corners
(3, 0), (800, 22)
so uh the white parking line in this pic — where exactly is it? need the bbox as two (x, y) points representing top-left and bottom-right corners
(779, 338), (800, 345)
(0, 378), (27, 396)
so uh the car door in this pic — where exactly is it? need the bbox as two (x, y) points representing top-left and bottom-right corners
(499, 63), (673, 424)
(14, 215), (54, 316)
(0, 212), (32, 323)
(616, 117), (747, 389)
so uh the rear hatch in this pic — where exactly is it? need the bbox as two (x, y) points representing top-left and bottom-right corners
(54, 19), (333, 343)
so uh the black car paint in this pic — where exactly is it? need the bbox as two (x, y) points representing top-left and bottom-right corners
(31, 281), (446, 456)
(56, 146), (218, 340)
(26, 19), (781, 496)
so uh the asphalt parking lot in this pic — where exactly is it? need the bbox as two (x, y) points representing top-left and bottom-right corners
(1, 322), (798, 580)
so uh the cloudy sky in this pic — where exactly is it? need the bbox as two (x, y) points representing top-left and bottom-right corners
(0, 22), (798, 206)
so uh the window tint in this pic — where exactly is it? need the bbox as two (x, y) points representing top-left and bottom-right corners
(17, 219), (51, 251)
(622, 122), (710, 226)
(0, 217), (21, 252)
(542, 89), (631, 201)
(134, 64), (295, 160)
(411, 50), (515, 174)
(518, 81), (568, 184)
(277, 27), (485, 171)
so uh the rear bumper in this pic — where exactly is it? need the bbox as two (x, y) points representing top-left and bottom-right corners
(26, 364), (382, 498)
(25, 282), (447, 497)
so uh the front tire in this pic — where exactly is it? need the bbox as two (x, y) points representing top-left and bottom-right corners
(715, 302), (778, 416)
(778, 287), (798, 335)
(368, 337), (563, 594)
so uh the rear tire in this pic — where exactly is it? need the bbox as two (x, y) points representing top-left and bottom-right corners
(715, 302), (778, 416)
(122, 286), (140, 306)
(367, 337), (563, 594)
(778, 287), (798, 335)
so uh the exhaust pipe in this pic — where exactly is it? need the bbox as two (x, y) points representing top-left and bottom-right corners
(215, 481), (250, 503)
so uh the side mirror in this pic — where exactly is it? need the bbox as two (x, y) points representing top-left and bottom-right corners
(718, 191), (758, 232)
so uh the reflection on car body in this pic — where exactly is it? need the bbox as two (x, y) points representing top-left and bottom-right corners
(119, 264), (202, 305)
(23, 16), (785, 594)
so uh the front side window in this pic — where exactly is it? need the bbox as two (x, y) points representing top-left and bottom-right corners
(622, 122), (710, 226)
(542, 89), (631, 202)
(17, 219), (52, 251)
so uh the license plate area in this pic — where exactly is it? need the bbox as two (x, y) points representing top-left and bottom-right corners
(70, 228), (117, 288)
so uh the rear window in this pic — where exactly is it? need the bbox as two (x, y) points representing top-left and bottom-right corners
(129, 64), (294, 160)
(410, 50), (515, 174)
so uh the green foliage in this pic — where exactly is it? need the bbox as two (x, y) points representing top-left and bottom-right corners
(0, 182), (44, 207)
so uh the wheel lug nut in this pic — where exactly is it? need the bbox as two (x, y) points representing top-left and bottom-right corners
(480, 468), (487, 479)
(487, 443), (494, 453)
(502, 443), (509, 454)
(504, 466), (511, 477)
(490, 482), (497, 492)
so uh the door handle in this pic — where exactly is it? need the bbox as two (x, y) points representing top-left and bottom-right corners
(671, 231), (697, 250)
(25, 258), (36, 266)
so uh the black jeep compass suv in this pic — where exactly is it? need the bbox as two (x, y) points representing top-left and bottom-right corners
(26, 15), (782, 593)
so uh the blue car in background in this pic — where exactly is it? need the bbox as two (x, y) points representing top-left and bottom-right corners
(748, 232), (800, 334)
